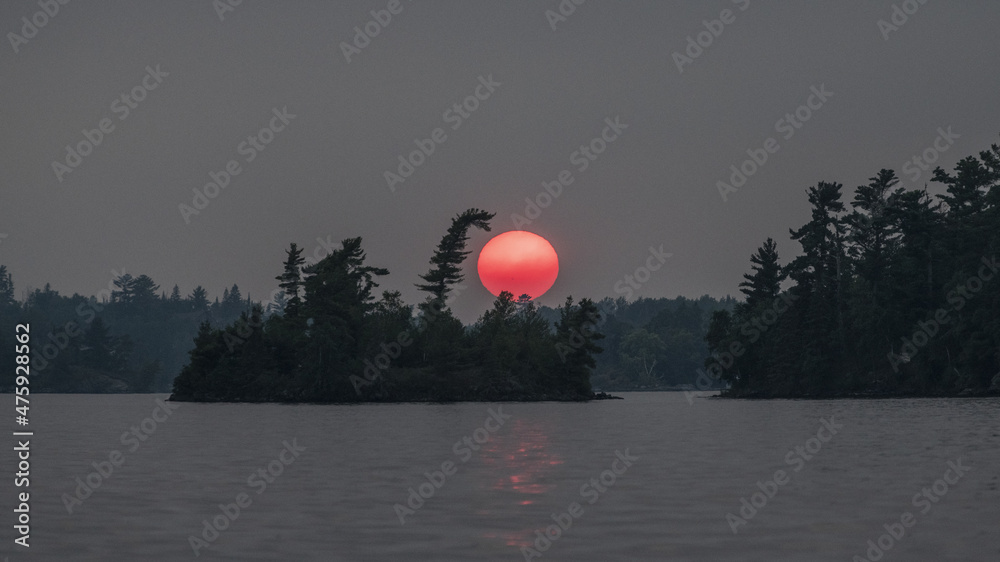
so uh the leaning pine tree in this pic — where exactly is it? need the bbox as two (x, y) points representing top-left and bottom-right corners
(414, 209), (495, 381)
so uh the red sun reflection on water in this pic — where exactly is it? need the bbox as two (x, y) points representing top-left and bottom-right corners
(478, 419), (563, 548)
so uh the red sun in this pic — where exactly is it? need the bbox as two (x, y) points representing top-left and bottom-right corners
(477, 231), (559, 300)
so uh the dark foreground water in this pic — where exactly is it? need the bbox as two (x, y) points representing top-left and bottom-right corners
(4, 392), (998, 561)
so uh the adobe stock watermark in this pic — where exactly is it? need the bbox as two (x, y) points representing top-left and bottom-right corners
(877, 0), (932, 41)
(51, 65), (169, 183)
(179, 106), (296, 224)
(852, 458), (970, 561)
(7, 0), (73, 54)
(259, 235), (342, 315)
(340, 0), (413, 63)
(556, 248), (669, 363)
(726, 416), (843, 533)
(393, 407), (511, 524)
(554, 299), (616, 363)
(384, 74), (501, 192)
(300, 236), (340, 268)
(901, 126), (959, 184)
(672, 0), (751, 74)
(188, 439), (306, 557)
(887, 255), (997, 372)
(221, 311), (264, 353)
(351, 283), (468, 394)
(511, 116), (628, 228)
(212, 0), (244, 22)
(62, 398), (180, 514)
(715, 84), (834, 202)
(520, 449), (638, 560)
(685, 292), (797, 404)
(544, 0), (587, 31)
(612, 245), (672, 300)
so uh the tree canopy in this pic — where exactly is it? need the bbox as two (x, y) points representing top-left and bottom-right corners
(706, 137), (1000, 397)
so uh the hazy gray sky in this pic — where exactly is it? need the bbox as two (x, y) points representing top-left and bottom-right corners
(2, 1), (999, 321)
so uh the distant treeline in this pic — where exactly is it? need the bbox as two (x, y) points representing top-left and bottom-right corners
(706, 137), (1000, 397)
(0, 252), (731, 396)
(0, 268), (257, 393)
(557, 295), (733, 391)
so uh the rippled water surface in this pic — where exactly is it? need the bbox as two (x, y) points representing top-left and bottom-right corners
(10, 392), (1000, 561)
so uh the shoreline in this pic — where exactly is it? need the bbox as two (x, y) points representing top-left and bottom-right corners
(167, 391), (624, 404)
(712, 389), (1000, 400)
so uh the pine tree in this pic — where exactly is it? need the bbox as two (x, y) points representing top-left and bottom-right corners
(785, 181), (848, 394)
(189, 286), (209, 311)
(554, 297), (604, 397)
(300, 237), (388, 400)
(222, 283), (244, 317)
(846, 170), (900, 302)
(226, 284), (242, 304)
(112, 273), (134, 303)
(416, 208), (495, 309)
(276, 243), (306, 318)
(723, 239), (788, 393)
(130, 275), (160, 306)
(738, 238), (784, 308)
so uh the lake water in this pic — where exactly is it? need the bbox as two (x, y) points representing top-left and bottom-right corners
(6, 392), (999, 561)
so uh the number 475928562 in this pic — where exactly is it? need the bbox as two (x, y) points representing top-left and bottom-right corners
(15, 324), (30, 422)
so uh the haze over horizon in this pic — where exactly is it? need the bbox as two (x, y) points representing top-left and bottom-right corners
(3, 1), (999, 322)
